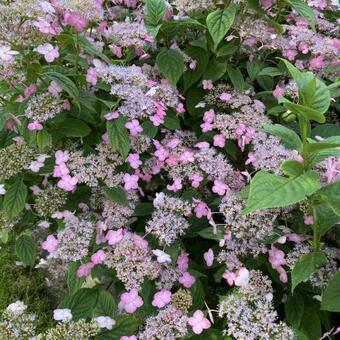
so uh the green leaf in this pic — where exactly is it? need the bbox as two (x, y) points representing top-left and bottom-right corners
(283, 101), (325, 123)
(93, 290), (116, 317)
(98, 315), (140, 339)
(67, 288), (99, 320)
(156, 48), (184, 86)
(190, 279), (205, 310)
(291, 252), (327, 291)
(163, 112), (181, 130)
(0, 109), (9, 131)
(67, 262), (86, 295)
(103, 186), (129, 207)
(15, 235), (37, 266)
(107, 116), (130, 158)
(204, 60), (227, 81)
(280, 160), (304, 177)
(311, 124), (340, 138)
(145, 0), (166, 27)
(299, 300), (321, 340)
(206, 5), (237, 48)
(134, 202), (154, 216)
(285, 0), (316, 30)
(198, 226), (224, 240)
(77, 35), (111, 64)
(258, 67), (283, 77)
(142, 121), (158, 138)
(44, 72), (79, 105)
(314, 181), (340, 216)
(242, 170), (320, 215)
(59, 118), (91, 137)
(3, 178), (27, 219)
(285, 293), (305, 329)
(262, 124), (302, 150)
(226, 65), (247, 92)
(321, 272), (340, 312)
(313, 202), (340, 236)
(36, 130), (50, 150)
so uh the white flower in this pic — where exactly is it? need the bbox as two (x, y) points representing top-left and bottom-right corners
(153, 192), (165, 208)
(152, 249), (171, 263)
(39, 1), (55, 13)
(0, 184), (6, 195)
(38, 221), (51, 229)
(0, 45), (19, 62)
(53, 308), (72, 322)
(6, 301), (27, 315)
(94, 316), (116, 330)
(235, 268), (250, 287)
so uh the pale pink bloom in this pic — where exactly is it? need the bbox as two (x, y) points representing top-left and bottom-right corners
(91, 250), (107, 265)
(277, 265), (288, 283)
(120, 289), (143, 314)
(64, 11), (88, 32)
(203, 109), (215, 123)
(304, 215), (314, 225)
(109, 44), (122, 58)
(63, 100), (71, 110)
(53, 163), (69, 178)
(38, 221), (50, 229)
(188, 310), (211, 335)
(190, 173), (203, 188)
(179, 272), (196, 288)
(125, 119), (143, 136)
(57, 175), (78, 191)
(176, 103), (185, 113)
(106, 228), (124, 245)
(123, 173), (139, 190)
(167, 138), (181, 149)
(203, 249), (214, 267)
(27, 122), (43, 130)
(120, 336), (137, 340)
(104, 111), (119, 120)
(24, 84), (37, 98)
(152, 249), (171, 263)
(200, 122), (214, 133)
(165, 154), (179, 167)
(132, 234), (149, 248)
(167, 178), (182, 192)
(29, 161), (43, 173)
(127, 154), (142, 169)
(282, 49), (297, 61)
(97, 20), (107, 33)
(0, 45), (19, 62)
(86, 68), (98, 85)
(194, 201), (209, 218)
(41, 235), (59, 253)
(39, 1), (55, 14)
(154, 147), (169, 161)
(152, 290), (172, 308)
(189, 60), (197, 69)
(55, 150), (70, 165)
(48, 81), (62, 95)
(212, 180), (229, 196)
(35, 43), (59, 63)
(0, 184), (5, 195)
(309, 55), (324, 70)
(213, 134), (226, 148)
(195, 142), (210, 149)
(202, 80), (213, 90)
(180, 150), (195, 164)
(268, 246), (286, 269)
(77, 262), (94, 277)
(34, 19), (60, 35)
(272, 85), (285, 98)
(298, 41), (309, 54)
(235, 268), (250, 287)
(219, 92), (232, 102)
(177, 253), (189, 272)
(223, 271), (237, 285)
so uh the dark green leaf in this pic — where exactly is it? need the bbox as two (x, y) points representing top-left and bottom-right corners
(107, 116), (130, 158)
(156, 48), (184, 86)
(66, 288), (99, 320)
(59, 118), (91, 137)
(3, 178), (27, 219)
(94, 290), (116, 317)
(262, 124), (302, 150)
(15, 235), (37, 267)
(321, 272), (340, 312)
(103, 186), (129, 207)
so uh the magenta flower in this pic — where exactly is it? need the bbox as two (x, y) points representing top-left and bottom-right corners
(189, 173), (203, 188)
(268, 246), (286, 269)
(213, 134), (226, 148)
(64, 11), (88, 32)
(123, 173), (139, 190)
(203, 249), (214, 267)
(24, 84), (37, 98)
(109, 44), (122, 58)
(203, 109), (215, 123)
(309, 55), (324, 70)
(104, 111), (119, 120)
(106, 228), (124, 245)
(57, 175), (78, 192)
(188, 310), (211, 335)
(179, 272), (196, 288)
(212, 180), (229, 196)
(272, 85), (285, 98)
(152, 290), (172, 308)
(120, 289), (143, 314)
(194, 201), (209, 218)
(86, 68), (98, 85)
(41, 235), (59, 253)
(127, 153), (142, 169)
(125, 119), (143, 136)
(35, 43), (59, 63)
(167, 178), (182, 192)
(91, 250), (107, 265)
(27, 122), (43, 131)
(76, 262), (94, 278)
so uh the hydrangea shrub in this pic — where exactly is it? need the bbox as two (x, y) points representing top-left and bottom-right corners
(0, 0), (339, 339)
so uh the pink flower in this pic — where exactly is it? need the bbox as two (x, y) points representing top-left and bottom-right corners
(125, 120), (143, 136)
(203, 249), (214, 267)
(109, 44), (122, 58)
(127, 154), (142, 169)
(77, 263), (94, 277)
(0, 45), (19, 62)
(35, 43), (59, 63)
(234, 268), (250, 287)
(202, 80), (213, 90)
(120, 336), (137, 340)
(42, 235), (59, 253)
(53, 163), (69, 178)
(120, 289), (143, 314)
(200, 122), (214, 133)
(268, 246), (286, 269)
(123, 173), (139, 190)
(176, 103), (185, 113)
(27, 122), (43, 130)
(167, 178), (182, 192)
(177, 253), (189, 272)
(64, 11), (88, 32)
(272, 85), (285, 98)
(154, 147), (169, 161)
(188, 310), (211, 335)
(194, 201), (209, 218)
(132, 234), (148, 248)
(24, 84), (37, 98)
(213, 134), (226, 148)
(152, 290), (172, 308)
(304, 215), (314, 225)
(282, 49), (297, 61)
(212, 180), (229, 196)
(104, 111), (119, 120)
(223, 271), (237, 286)
(179, 272), (196, 288)
(57, 175), (78, 191)
(219, 92), (232, 102)
(86, 68), (98, 85)
(63, 100), (71, 110)
(190, 173), (203, 188)
(106, 228), (124, 245)
(91, 250), (107, 265)
(309, 55), (324, 70)
(189, 60), (197, 69)
(203, 109), (215, 123)
(48, 81), (62, 96)
(180, 150), (195, 164)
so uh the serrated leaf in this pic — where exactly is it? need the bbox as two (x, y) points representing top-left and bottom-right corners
(285, 0), (316, 30)
(291, 252), (327, 291)
(15, 235), (37, 266)
(242, 170), (320, 215)
(204, 60), (227, 81)
(36, 130), (50, 150)
(3, 178), (27, 219)
(59, 118), (91, 137)
(285, 293), (305, 328)
(281, 160), (304, 177)
(103, 186), (129, 207)
(283, 101), (325, 123)
(145, 0), (166, 27)
(93, 290), (116, 317)
(66, 288), (99, 320)
(321, 272), (340, 312)
(77, 35), (111, 64)
(262, 124), (302, 150)
(226, 65), (247, 92)
(107, 116), (130, 158)
(67, 262), (86, 295)
(206, 5), (237, 48)
(156, 48), (184, 86)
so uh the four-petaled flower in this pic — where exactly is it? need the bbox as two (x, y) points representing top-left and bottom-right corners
(120, 289), (143, 314)
(188, 310), (211, 335)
